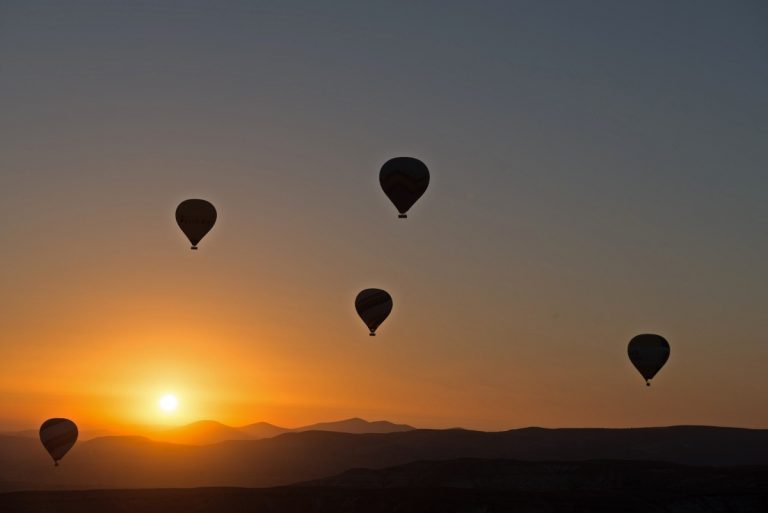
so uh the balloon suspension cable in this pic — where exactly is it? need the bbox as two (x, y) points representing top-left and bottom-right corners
(398, 214), (407, 219)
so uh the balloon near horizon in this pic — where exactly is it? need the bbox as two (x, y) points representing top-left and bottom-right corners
(39, 418), (78, 466)
(628, 334), (671, 387)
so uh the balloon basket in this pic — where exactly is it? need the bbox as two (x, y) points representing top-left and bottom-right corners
(398, 214), (407, 219)
(191, 246), (198, 250)
(369, 333), (376, 336)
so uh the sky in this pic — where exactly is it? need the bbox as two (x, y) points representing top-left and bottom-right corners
(0, 0), (766, 432)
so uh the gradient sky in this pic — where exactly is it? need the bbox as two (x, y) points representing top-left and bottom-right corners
(1, 1), (766, 431)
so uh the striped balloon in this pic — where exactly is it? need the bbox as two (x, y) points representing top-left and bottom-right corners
(379, 157), (429, 218)
(355, 289), (393, 336)
(628, 334), (670, 386)
(176, 199), (217, 250)
(39, 418), (78, 466)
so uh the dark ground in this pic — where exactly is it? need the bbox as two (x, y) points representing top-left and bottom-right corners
(2, 459), (767, 513)
(3, 426), (768, 491)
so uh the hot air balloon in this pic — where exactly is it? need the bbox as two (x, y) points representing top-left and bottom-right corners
(39, 418), (78, 466)
(175, 199), (217, 250)
(355, 289), (393, 336)
(628, 334), (670, 386)
(379, 157), (429, 218)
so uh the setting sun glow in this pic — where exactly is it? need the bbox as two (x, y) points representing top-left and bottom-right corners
(158, 394), (178, 412)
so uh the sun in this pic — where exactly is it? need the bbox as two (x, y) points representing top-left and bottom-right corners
(158, 394), (178, 412)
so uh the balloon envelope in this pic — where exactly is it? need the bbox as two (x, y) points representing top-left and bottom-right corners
(628, 334), (670, 386)
(39, 418), (78, 466)
(379, 157), (429, 218)
(355, 289), (393, 335)
(176, 199), (217, 249)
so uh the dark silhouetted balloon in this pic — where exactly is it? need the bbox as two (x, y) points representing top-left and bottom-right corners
(355, 289), (393, 336)
(39, 418), (78, 466)
(176, 199), (217, 250)
(628, 334), (670, 386)
(379, 157), (429, 218)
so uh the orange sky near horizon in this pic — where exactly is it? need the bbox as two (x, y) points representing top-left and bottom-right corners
(1, 204), (765, 432)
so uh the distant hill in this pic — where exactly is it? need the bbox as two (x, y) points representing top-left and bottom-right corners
(149, 421), (252, 445)
(2, 458), (767, 512)
(237, 421), (290, 439)
(1, 426), (767, 492)
(236, 418), (413, 440)
(293, 418), (414, 434)
(146, 418), (414, 445)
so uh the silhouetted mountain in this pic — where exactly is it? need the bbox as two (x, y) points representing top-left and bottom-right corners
(237, 421), (290, 439)
(237, 418), (413, 439)
(144, 418), (413, 445)
(2, 459), (767, 512)
(293, 418), (414, 434)
(1, 426), (767, 492)
(149, 421), (251, 445)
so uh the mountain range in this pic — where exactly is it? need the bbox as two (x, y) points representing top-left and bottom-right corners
(149, 417), (414, 445)
(1, 425), (767, 492)
(1, 418), (415, 445)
